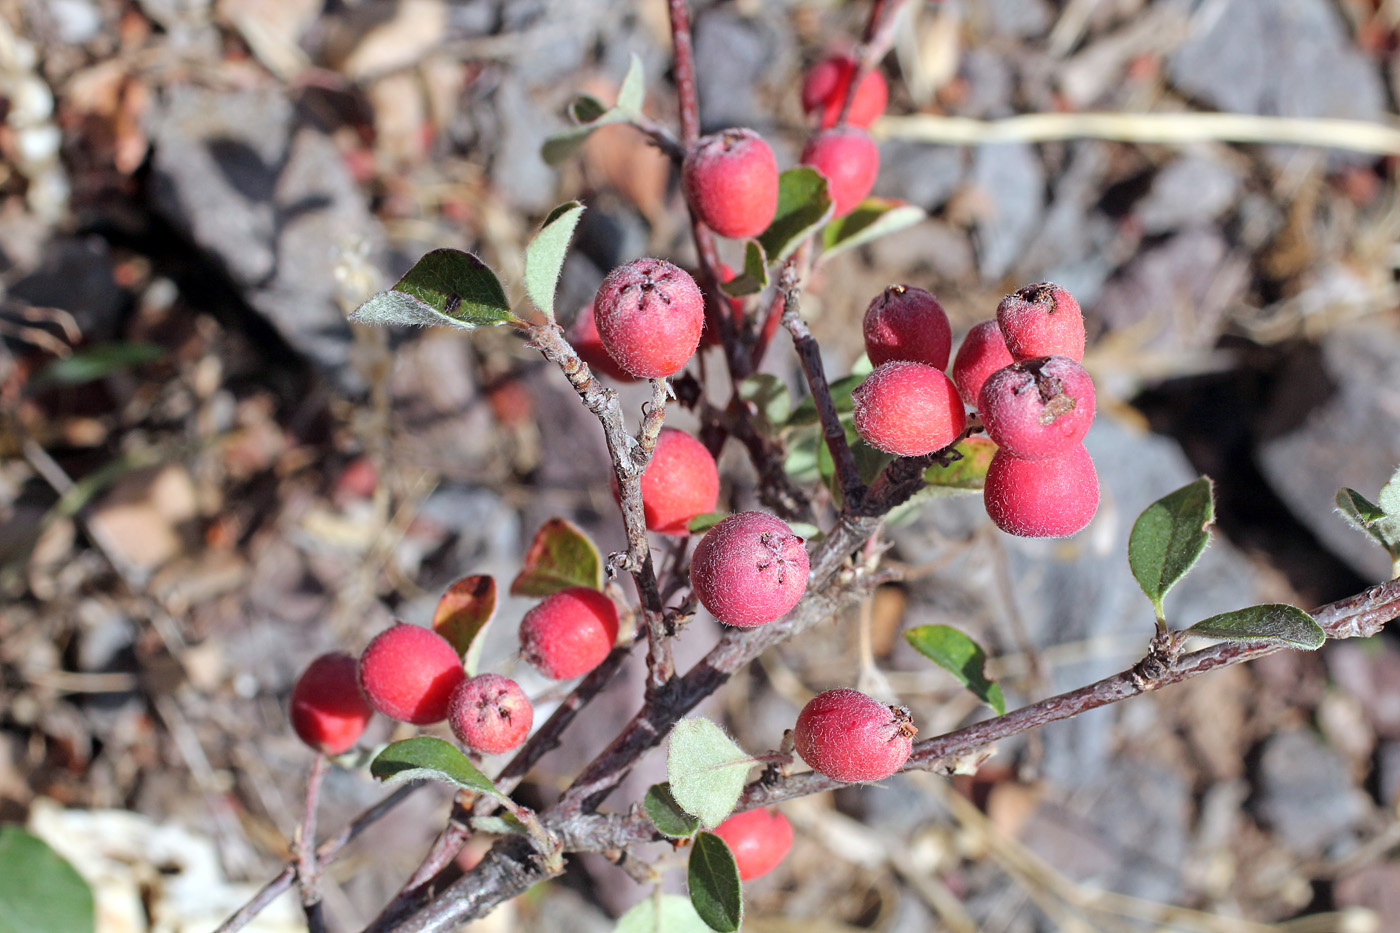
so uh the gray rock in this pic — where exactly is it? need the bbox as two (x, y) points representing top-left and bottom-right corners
(491, 79), (561, 213)
(959, 47), (1016, 119)
(977, 0), (1053, 39)
(1251, 728), (1370, 857)
(1017, 142), (1117, 303)
(971, 142), (1044, 281)
(872, 142), (965, 211)
(1136, 154), (1241, 235)
(8, 236), (125, 341)
(693, 9), (780, 133)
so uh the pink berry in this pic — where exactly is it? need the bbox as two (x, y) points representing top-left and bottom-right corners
(290, 652), (374, 755)
(358, 624), (466, 725)
(682, 128), (779, 240)
(713, 808), (794, 881)
(951, 320), (1015, 407)
(852, 361), (966, 457)
(862, 285), (952, 370)
(519, 586), (619, 680)
(794, 688), (916, 783)
(801, 55), (888, 130)
(690, 511), (809, 628)
(593, 259), (705, 378)
(978, 356), (1096, 461)
(800, 126), (879, 218)
(632, 428), (720, 536)
(569, 302), (640, 383)
(447, 673), (533, 755)
(996, 282), (1086, 361)
(983, 444), (1100, 538)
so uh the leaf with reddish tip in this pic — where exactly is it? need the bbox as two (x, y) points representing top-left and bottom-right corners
(510, 518), (604, 597)
(922, 436), (996, 492)
(432, 575), (497, 675)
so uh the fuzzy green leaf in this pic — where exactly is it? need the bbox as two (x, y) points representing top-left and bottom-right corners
(720, 240), (768, 297)
(524, 201), (585, 321)
(688, 832), (743, 933)
(757, 167), (834, 263)
(644, 783), (701, 839)
(541, 55), (644, 166)
(1128, 477), (1215, 617)
(922, 436), (996, 492)
(370, 737), (499, 795)
(905, 625), (1006, 715)
(351, 249), (513, 329)
(615, 53), (646, 114)
(820, 198), (926, 261)
(510, 517), (604, 596)
(432, 575), (496, 675)
(615, 894), (712, 933)
(1186, 604), (1326, 650)
(667, 718), (751, 829)
(0, 826), (94, 933)
(687, 512), (727, 534)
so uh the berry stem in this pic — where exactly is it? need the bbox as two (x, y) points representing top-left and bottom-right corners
(836, 0), (909, 127)
(294, 753), (328, 933)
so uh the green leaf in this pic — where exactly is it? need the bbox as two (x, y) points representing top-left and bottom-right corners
(820, 198), (926, 261)
(687, 512), (727, 534)
(615, 894), (712, 933)
(720, 240), (768, 297)
(922, 436), (996, 492)
(1128, 477), (1215, 618)
(738, 373), (790, 435)
(667, 718), (751, 829)
(571, 95), (608, 122)
(615, 53), (646, 114)
(1186, 604), (1326, 650)
(510, 518), (604, 596)
(783, 427), (821, 483)
(370, 737), (499, 796)
(644, 783), (701, 839)
(541, 55), (645, 167)
(817, 423), (892, 508)
(757, 167), (835, 263)
(0, 826), (94, 933)
(31, 342), (165, 389)
(524, 201), (585, 321)
(905, 625), (1006, 715)
(351, 249), (514, 329)
(432, 575), (497, 676)
(688, 832), (743, 933)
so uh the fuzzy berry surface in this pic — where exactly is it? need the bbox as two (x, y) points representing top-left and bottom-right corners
(983, 444), (1100, 538)
(996, 282), (1086, 361)
(447, 673), (533, 755)
(978, 356), (1096, 461)
(593, 259), (705, 378)
(794, 688), (916, 783)
(862, 284), (952, 369)
(951, 319), (1015, 408)
(519, 586), (620, 680)
(800, 126), (879, 217)
(682, 128), (779, 240)
(690, 511), (809, 627)
(357, 624), (466, 725)
(633, 428), (720, 536)
(801, 55), (888, 129)
(713, 808), (794, 881)
(290, 652), (374, 755)
(852, 361), (966, 457)
(568, 302), (639, 383)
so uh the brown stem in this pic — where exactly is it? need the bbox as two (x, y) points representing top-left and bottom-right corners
(835, 0), (908, 126)
(295, 754), (328, 933)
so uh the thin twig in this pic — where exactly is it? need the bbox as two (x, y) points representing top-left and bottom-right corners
(835, 0), (909, 127)
(295, 754), (329, 933)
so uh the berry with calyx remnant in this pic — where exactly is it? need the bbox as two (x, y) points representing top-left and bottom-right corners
(996, 282), (1086, 362)
(632, 428), (720, 536)
(983, 443), (1099, 538)
(448, 673), (533, 755)
(801, 54), (888, 129)
(519, 586), (620, 680)
(951, 320), (1015, 408)
(290, 652), (374, 755)
(683, 128), (779, 240)
(862, 285), (952, 369)
(794, 688), (916, 783)
(594, 259), (705, 378)
(358, 624), (466, 725)
(690, 511), (809, 627)
(852, 361), (966, 457)
(713, 808), (794, 881)
(800, 126), (879, 217)
(978, 356), (1096, 461)
(569, 302), (639, 383)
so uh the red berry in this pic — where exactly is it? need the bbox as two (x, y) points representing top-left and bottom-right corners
(447, 673), (533, 755)
(519, 586), (619, 680)
(951, 320), (1015, 407)
(794, 688), (916, 783)
(800, 126), (879, 218)
(983, 444), (1099, 538)
(996, 282), (1086, 361)
(569, 302), (640, 383)
(690, 511), (809, 628)
(593, 259), (705, 378)
(633, 428), (720, 536)
(852, 361), (966, 457)
(713, 808), (794, 881)
(683, 128), (779, 240)
(978, 356), (1096, 461)
(862, 285), (952, 370)
(358, 624), (466, 725)
(801, 55), (888, 130)
(290, 652), (374, 755)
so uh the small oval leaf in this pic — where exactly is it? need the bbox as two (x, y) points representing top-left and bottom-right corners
(432, 575), (497, 675)
(616, 893), (712, 933)
(351, 249), (513, 329)
(922, 436), (996, 492)
(371, 737), (499, 796)
(1186, 604), (1326, 650)
(687, 512), (728, 534)
(688, 832), (743, 933)
(719, 240), (768, 297)
(905, 624), (1006, 715)
(510, 518), (604, 596)
(820, 198), (926, 261)
(0, 826), (95, 933)
(667, 718), (752, 829)
(644, 783), (701, 839)
(1128, 477), (1215, 615)
(757, 167), (834, 263)
(525, 202), (585, 321)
